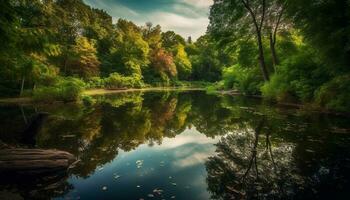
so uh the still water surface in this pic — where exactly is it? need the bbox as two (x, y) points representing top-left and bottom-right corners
(1, 91), (350, 200)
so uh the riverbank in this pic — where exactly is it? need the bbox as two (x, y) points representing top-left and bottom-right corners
(84, 87), (205, 96)
(1, 88), (349, 117)
(211, 90), (350, 117)
(0, 87), (206, 104)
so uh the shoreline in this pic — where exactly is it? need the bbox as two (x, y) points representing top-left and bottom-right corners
(83, 87), (206, 96)
(212, 90), (350, 117)
(0, 88), (349, 117)
(0, 87), (206, 104)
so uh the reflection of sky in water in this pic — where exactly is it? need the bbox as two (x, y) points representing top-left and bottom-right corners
(56, 128), (219, 200)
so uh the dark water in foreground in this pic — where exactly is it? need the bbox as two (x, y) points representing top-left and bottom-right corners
(1, 91), (350, 200)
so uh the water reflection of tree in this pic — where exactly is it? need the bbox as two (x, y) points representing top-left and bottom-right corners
(205, 116), (307, 200)
(35, 92), (195, 177)
(4, 91), (350, 199)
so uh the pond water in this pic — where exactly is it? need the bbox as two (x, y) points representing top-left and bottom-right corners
(1, 91), (350, 200)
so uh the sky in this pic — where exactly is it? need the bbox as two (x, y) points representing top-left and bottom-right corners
(83, 0), (213, 40)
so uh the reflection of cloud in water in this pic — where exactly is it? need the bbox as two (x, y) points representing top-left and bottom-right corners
(173, 144), (217, 168)
(153, 127), (220, 150)
(151, 127), (220, 168)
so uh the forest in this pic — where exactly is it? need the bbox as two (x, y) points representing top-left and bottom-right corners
(0, 0), (349, 112)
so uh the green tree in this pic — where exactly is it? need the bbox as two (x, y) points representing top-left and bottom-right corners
(174, 44), (192, 80)
(209, 0), (270, 81)
(67, 36), (100, 78)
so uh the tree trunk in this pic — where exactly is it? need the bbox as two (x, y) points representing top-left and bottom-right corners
(0, 148), (76, 175)
(257, 32), (270, 81)
(269, 32), (279, 70)
(241, 0), (270, 82)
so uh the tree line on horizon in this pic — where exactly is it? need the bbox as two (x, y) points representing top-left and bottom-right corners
(0, 0), (231, 99)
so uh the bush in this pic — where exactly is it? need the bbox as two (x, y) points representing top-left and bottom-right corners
(104, 73), (144, 89)
(85, 77), (105, 89)
(315, 75), (350, 112)
(222, 65), (263, 94)
(261, 48), (328, 103)
(261, 74), (295, 102)
(33, 77), (85, 102)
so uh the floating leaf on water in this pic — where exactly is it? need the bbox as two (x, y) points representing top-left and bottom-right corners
(148, 194), (154, 198)
(306, 149), (315, 153)
(98, 167), (104, 171)
(171, 183), (177, 186)
(136, 160), (144, 169)
(62, 135), (76, 138)
(153, 188), (163, 195)
(114, 175), (121, 179)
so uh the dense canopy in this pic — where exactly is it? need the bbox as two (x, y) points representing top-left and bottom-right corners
(0, 0), (349, 112)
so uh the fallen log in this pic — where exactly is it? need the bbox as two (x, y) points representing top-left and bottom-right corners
(0, 148), (76, 176)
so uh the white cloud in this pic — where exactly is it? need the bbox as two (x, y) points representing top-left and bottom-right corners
(133, 11), (209, 40)
(182, 0), (214, 8)
(84, 0), (211, 40)
(173, 145), (216, 167)
(84, 0), (139, 17)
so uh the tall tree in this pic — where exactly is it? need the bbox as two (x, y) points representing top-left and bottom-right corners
(265, 0), (288, 68)
(67, 36), (100, 78)
(209, 0), (270, 81)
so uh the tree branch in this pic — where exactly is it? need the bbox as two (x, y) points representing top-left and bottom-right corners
(272, 4), (285, 45)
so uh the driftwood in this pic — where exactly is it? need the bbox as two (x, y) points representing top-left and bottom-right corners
(0, 148), (76, 176)
(0, 149), (76, 200)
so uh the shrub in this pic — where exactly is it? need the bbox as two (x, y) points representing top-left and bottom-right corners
(315, 75), (350, 112)
(261, 74), (294, 102)
(85, 77), (105, 89)
(222, 65), (263, 95)
(104, 73), (144, 89)
(261, 48), (328, 103)
(33, 77), (85, 102)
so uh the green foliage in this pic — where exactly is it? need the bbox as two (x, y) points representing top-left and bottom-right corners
(67, 36), (100, 78)
(286, 0), (350, 71)
(104, 73), (143, 89)
(189, 35), (232, 82)
(85, 77), (105, 89)
(107, 19), (150, 77)
(33, 77), (85, 102)
(174, 44), (192, 80)
(223, 65), (263, 95)
(82, 95), (96, 106)
(262, 48), (329, 103)
(1, 0), (349, 113)
(315, 76), (350, 112)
